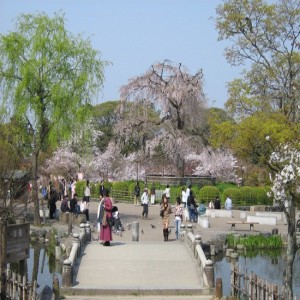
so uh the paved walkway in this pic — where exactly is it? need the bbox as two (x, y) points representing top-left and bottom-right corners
(62, 200), (289, 299)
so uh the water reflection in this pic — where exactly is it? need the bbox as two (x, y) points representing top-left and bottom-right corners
(215, 250), (300, 298)
(26, 245), (62, 295)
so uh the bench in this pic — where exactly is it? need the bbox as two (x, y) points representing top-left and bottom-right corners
(226, 221), (259, 231)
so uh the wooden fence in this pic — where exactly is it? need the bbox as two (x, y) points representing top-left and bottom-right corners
(110, 189), (133, 203)
(0, 268), (37, 300)
(231, 265), (294, 300)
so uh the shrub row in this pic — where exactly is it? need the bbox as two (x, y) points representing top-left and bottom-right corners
(75, 180), (273, 207)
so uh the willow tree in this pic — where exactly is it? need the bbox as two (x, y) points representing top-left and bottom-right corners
(0, 13), (108, 224)
(118, 60), (207, 176)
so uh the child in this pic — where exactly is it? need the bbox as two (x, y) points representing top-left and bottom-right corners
(112, 206), (123, 236)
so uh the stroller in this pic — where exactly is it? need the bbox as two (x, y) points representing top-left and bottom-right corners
(112, 206), (124, 236)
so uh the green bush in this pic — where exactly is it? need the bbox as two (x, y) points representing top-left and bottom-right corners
(112, 181), (130, 192)
(216, 182), (237, 192)
(253, 187), (272, 205)
(239, 186), (256, 205)
(198, 186), (220, 205)
(223, 188), (241, 206)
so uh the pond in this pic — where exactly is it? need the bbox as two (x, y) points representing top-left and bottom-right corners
(26, 246), (62, 296)
(214, 250), (300, 298)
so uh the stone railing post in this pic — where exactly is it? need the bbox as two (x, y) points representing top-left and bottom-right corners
(180, 223), (186, 242)
(72, 233), (80, 258)
(62, 259), (72, 288)
(85, 223), (91, 242)
(80, 223), (86, 244)
(132, 221), (139, 242)
(194, 234), (202, 259)
(204, 259), (214, 288)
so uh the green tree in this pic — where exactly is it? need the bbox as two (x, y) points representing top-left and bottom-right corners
(216, 0), (300, 296)
(216, 0), (300, 122)
(93, 101), (119, 152)
(0, 12), (108, 224)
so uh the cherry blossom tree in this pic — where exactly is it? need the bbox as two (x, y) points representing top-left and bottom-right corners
(120, 60), (206, 131)
(117, 60), (208, 174)
(187, 148), (238, 182)
(269, 142), (300, 297)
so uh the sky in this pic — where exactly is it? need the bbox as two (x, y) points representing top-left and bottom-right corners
(0, 0), (243, 108)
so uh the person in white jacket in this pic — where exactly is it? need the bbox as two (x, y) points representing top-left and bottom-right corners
(141, 188), (149, 219)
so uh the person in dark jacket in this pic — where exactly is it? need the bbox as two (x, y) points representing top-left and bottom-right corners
(214, 196), (221, 209)
(187, 190), (197, 222)
(49, 186), (58, 219)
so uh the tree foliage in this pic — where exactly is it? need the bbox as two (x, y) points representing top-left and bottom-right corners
(0, 12), (108, 224)
(216, 0), (300, 122)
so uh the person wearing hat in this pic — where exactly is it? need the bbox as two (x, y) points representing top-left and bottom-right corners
(141, 187), (149, 219)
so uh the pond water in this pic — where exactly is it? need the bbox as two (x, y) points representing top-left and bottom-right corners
(26, 247), (62, 296)
(214, 250), (300, 298)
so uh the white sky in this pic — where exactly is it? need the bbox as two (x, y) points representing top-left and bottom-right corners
(0, 0), (243, 108)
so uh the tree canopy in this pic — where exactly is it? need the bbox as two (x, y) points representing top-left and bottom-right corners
(0, 12), (108, 224)
(216, 0), (300, 122)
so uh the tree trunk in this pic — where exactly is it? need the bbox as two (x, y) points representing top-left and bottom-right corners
(285, 199), (297, 298)
(32, 151), (40, 225)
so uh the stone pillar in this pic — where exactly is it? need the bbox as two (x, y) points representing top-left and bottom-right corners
(180, 223), (186, 242)
(194, 234), (202, 258)
(62, 259), (72, 288)
(132, 221), (139, 242)
(72, 233), (80, 258)
(186, 223), (193, 234)
(85, 223), (91, 242)
(80, 223), (86, 244)
(68, 222), (72, 235)
(215, 277), (223, 298)
(204, 259), (214, 288)
(53, 275), (60, 299)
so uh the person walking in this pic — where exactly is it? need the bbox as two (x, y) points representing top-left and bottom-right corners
(100, 189), (113, 246)
(225, 196), (232, 210)
(187, 190), (197, 222)
(173, 197), (183, 240)
(141, 188), (149, 219)
(164, 184), (171, 201)
(134, 182), (140, 205)
(84, 180), (91, 202)
(99, 180), (105, 200)
(49, 185), (58, 219)
(160, 194), (172, 241)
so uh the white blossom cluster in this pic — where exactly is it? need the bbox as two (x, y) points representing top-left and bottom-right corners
(269, 143), (300, 203)
(186, 148), (238, 182)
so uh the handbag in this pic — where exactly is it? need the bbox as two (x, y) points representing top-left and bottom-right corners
(102, 211), (107, 226)
(107, 215), (114, 228)
(160, 210), (164, 218)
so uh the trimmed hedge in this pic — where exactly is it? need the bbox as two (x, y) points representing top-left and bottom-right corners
(198, 186), (220, 205)
(75, 179), (273, 207)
